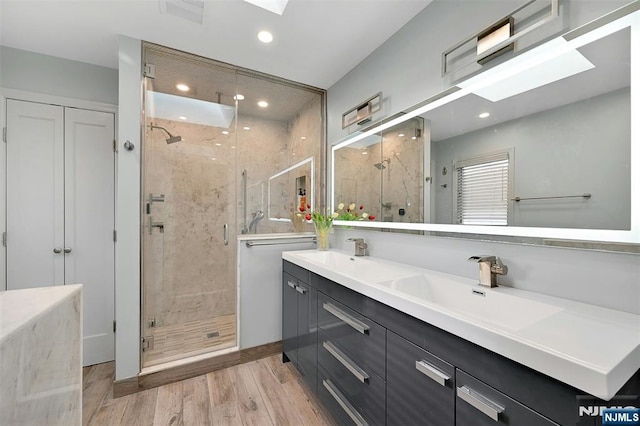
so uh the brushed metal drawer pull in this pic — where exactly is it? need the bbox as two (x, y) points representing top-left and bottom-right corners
(323, 379), (369, 426)
(457, 385), (505, 421)
(415, 360), (450, 386)
(323, 341), (370, 383)
(287, 281), (297, 289)
(295, 285), (307, 294)
(323, 302), (370, 335)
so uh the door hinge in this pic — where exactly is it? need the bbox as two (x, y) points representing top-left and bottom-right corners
(113, 320), (116, 333)
(141, 336), (154, 352)
(2, 232), (6, 247)
(113, 139), (118, 153)
(144, 62), (156, 79)
(113, 230), (117, 242)
(2, 127), (6, 143)
(148, 317), (156, 328)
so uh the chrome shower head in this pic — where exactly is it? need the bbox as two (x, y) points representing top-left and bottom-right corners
(150, 123), (182, 144)
(373, 158), (391, 170)
(373, 162), (386, 170)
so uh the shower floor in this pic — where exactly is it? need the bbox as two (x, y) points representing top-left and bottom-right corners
(143, 313), (236, 367)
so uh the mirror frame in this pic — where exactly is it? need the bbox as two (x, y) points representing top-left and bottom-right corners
(331, 5), (640, 247)
(268, 156), (315, 222)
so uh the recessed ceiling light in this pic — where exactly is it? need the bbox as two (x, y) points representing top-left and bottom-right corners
(211, 157), (216, 161)
(478, 112), (491, 118)
(231, 146), (236, 149)
(362, 151), (368, 155)
(243, 126), (251, 130)
(178, 116), (187, 120)
(234, 94), (245, 101)
(300, 136), (306, 140)
(176, 83), (190, 92)
(292, 152), (296, 156)
(215, 143), (222, 146)
(222, 130), (229, 135)
(257, 100), (269, 108)
(411, 136), (417, 140)
(398, 133), (405, 137)
(257, 31), (273, 43)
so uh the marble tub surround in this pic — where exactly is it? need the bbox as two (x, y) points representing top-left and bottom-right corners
(0, 285), (82, 425)
(282, 249), (640, 400)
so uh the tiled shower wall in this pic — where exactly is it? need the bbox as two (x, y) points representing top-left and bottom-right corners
(334, 118), (424, 223)
(238, 96), (322, 234)
(142, 95), (322, 338)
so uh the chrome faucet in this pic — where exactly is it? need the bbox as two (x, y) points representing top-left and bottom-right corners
(347, 238), (368, 256)
(468, 255), (508, 287)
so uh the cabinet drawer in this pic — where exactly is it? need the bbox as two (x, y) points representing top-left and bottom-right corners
(456, 369), (559, 426)
(318, 365), (372, 426)
(318, 292), (386, 379)
(387, 331), (455, 426)
(283, 260), (310, 284)
(318, 330), (385, 424)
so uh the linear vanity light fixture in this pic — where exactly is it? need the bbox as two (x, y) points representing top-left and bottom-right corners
(443, 0), (559, 76)
(342, 92), (382, 129)
(477, 17), (515, 64)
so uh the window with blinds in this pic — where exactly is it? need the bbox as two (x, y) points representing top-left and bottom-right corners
(456, 152), (510, 226)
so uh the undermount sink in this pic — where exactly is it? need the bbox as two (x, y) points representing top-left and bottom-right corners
(376, 274), (563, 331)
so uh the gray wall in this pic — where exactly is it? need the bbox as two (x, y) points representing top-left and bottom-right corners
(327, 0), (638, 315)
(433, 89), (631, 229)
(0, 46), (118, 105)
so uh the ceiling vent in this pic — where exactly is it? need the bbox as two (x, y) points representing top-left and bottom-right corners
(159, 0), (205, 25)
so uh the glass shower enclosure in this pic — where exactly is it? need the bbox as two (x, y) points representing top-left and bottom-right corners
(141, 43), (324, 368)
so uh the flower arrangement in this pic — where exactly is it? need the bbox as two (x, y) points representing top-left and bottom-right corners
(296, 204), (333, 227)
(294, 203), (374, 250)
(333, 202), (376, 221)
(295, 202), (376, 224)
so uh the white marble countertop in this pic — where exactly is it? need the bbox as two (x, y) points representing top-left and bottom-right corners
(0, 285), (83, 342)
(283, 249), (640, 400)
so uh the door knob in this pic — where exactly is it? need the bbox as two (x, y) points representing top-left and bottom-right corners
(64, 247), (72, 254)
(53, 247), (62, 254)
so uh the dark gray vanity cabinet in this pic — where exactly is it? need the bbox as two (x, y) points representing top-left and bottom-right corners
(282, 261), (317, 392)
(387, 331), (455, 426)
(283, 262), (640, 426)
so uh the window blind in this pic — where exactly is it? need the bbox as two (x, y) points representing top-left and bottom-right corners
(456, 154), (509, 226)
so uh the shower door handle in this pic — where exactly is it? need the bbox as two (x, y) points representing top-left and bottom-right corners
(223, 224), (229, 246)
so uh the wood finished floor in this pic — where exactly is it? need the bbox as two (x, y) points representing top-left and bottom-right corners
(83, 355), (335, 426)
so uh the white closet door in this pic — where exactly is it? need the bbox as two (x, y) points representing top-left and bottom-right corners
(6, 99), (65, 289)
(65, 107), (115, 366)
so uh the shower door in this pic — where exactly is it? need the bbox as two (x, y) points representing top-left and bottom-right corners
(141, 46), (239, 367)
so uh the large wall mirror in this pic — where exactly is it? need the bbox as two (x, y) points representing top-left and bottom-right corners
(332, 6), (639, 248)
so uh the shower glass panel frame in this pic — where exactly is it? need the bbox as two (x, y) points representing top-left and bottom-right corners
(140, 43), (326, 369)
(141, 45), (240, 368)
